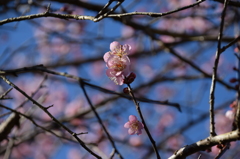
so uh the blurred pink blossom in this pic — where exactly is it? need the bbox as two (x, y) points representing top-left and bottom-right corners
(67, 148), (83, 159)
(121, 26), (134, 38)
(104, 41), (132, 85)
(129, 136), (143, 147)
(124, 115), (144, 135)
(215, 113), (232, 134)
(225, 110), (234, 120)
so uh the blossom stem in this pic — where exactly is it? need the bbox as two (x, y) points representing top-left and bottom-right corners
(127, 84), (161, 159)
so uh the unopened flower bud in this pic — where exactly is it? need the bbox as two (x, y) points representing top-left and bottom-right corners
(229, 78), (238, 83)
(123, 87), (130, 94)
(233, 67), (239, 71)
(123, 72), (136, 84)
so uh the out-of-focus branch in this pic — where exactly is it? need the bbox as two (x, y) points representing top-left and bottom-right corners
(142, 99), (234, 159)
(0, 76), (102, 159)
(213, 0), (240, 7)
(0, 88), (13, 100)
(0, 112), (20, 142)
(80, 81), (123, 159)
(209, 0), (229, 137)
(220, 35), (240, 53)
(84, 81), (181, 110)
(2, 0), (235, 42)
(234, 54), (240, 129)
(0, 104), (88, 143)
(168, 130), (240, 159)
(43, 0), (236, 42)
(159, 42), (235, 90)
(0, 64), (89, 81)
(214, 143), (230, 159)
(0, 65), (181, 109)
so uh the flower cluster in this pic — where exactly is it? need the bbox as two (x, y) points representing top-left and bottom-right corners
(124, 115), (144, 135)
(104, 41), (134, 85)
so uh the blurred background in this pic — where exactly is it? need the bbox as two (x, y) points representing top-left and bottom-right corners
(0, 0), (240, 158)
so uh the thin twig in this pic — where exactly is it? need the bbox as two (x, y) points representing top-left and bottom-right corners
(0, 104), (87, 144)
(0, 76), (101, 159)
(220, 35), (240, 53)
(84, 81), (181, 110)
(0, 88), (13, 99)
(95, 0), (116, 18)
(1, 65), (180, 109)
(197, 154), (202, 159)
(214, 143), (230, 159)
(161, 43), (235, 90)
(234, 54), (240, 129)
(80, 80), (124, 159)
(143, 99), (234, 158)
(16, 75), (48, 110)
(209, 0), (229, 137)
(94, 0), (124, 22)
(0, 64), (89, 81)
(127, 84), (161, 159)
(0, 112), (20, 142)
(111, 0), (205, 18)
(3, 139), (13, 159)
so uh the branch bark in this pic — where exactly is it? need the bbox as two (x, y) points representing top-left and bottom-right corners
(168, 130), (240, 159)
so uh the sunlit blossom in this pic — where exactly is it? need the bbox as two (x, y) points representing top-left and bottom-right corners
(110, 41), (131, 57)
(104, 41), (132, 85)
(124, 115), (144, 135)
(103, 41), (131, 63)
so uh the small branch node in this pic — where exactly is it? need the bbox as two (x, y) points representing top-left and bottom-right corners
(45, 105), (54, 109)
(76, 132), (88, 135)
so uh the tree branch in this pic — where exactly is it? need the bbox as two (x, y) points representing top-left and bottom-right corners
(209, 0), (229, 137)
(168, 130), (240, 159)
(0, 76), (102, 159)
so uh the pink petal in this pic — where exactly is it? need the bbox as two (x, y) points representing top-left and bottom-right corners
(106, 55), (120, 67)
(123, 44), (131, 53)
(140, 122), (144, 128)
(124, 122), (130, 128)
(121, 56), (130, 65)
(103, 52), (111, 62)
(137, 129), (142, 135)
(110, 41), (120, 51)
(115, 76), (124, 85)
(106, 69), (116, 77)
(129, 115), (137, 122)
(128, 128), (135, 135)
(122, 67), (130, 77)
(115, 71), (123, 76)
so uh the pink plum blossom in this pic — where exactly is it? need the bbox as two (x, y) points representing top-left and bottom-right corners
(106, 55), (130, 85)
(103, 41), (131, 62)
(104, 41), (132, 85)
(110, 41), (131, 57)
(124, 115), (144, 135)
